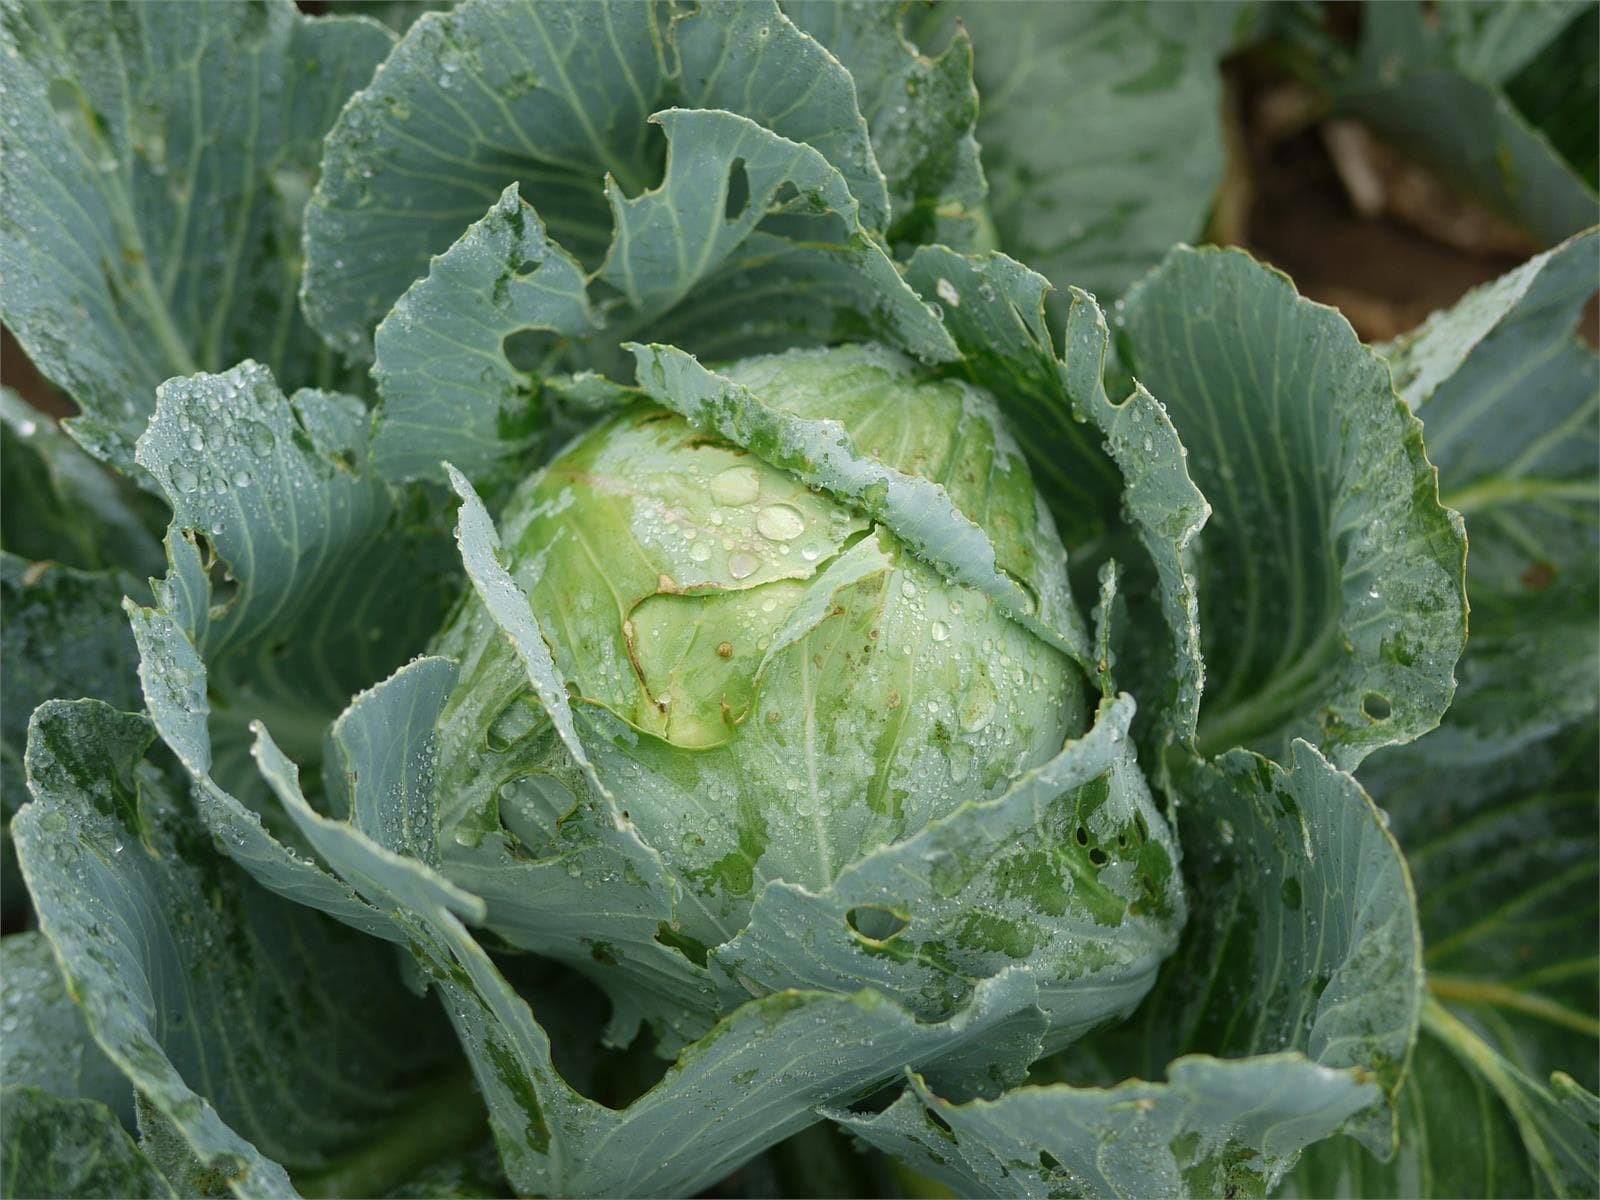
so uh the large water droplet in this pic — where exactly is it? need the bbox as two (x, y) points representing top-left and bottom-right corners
(930, 620), (950, 642)
(245, 420), (275, 456)
(728, 551), (759, 579)
(755, 503), (804, 541)
(710, 466), (760, 506)
(171, 464), (199, 494)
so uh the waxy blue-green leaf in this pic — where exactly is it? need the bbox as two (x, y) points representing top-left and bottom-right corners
(14, 700), (456, 1199)
(369, 109), (954, 485)
(1116, 246), (1467, 770)
(843, 739), (1423, 1196)
(126, 361), (454, 938)
(1330, 2), (1598, 247)
(2, 554), (143, 809)
(1, 551), (145, 924)
(837, 1053), (1379, 1200)
(1430, 0), (1588, 85)
(304, 0), (890, 363)
(942, 0), (1252, 309)
(901, 246), (1209, 766)
(369, 186), (598, 482)
(0, 933), (132, 1128)
(783, 0), (989, 250)
(0, 1087), (175, 1200)
(1291, 999), (1599, 1199)
(1384, 230), (1599, 752)
(0, 0), (390, 470)
(1291, 236), (1599, 1197)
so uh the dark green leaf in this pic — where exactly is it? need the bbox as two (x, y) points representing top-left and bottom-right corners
(0, 933), (132, 1127)
(0, 1087), (174, 1200)
(0, 391), (164, 576)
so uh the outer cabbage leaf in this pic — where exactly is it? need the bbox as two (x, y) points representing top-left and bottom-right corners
(0, 391), (164, 576)
(125, 361), (455, 937)
(303, 0), (897, 363)
(783, 0), (989, 250)
(0, 0), (390, 469)
(1288, 230), (1599, 1200)
(1385, 229), (1598, 745)
(0, 1087), (175, 1200)
(13, 700), (456, 1199)
(901, 247), (1209, 773)
(0, 933), (132, 1128)
(368, 124), (953, 484)
(1116, 246), (1467, 770)
(840, 740), (1424, 1197)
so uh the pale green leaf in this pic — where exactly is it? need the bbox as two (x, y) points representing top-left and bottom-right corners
(626, 343), (1087, 663)
(1117, 246), (1467, 769)
(0, 0), (390, 469)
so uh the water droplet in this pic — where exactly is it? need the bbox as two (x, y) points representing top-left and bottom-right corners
(900, 579), (918, 598)
(728, 552), (759, 579)
(232, 469), (251, 488)
(245, 421), (274, 456)
(935, 277), (961, 308)
(755, 504), (804, 541)
(710, 466), (760, 506)
(930, 620), (950, 642)
(187, 429), (204, 451)
(689, 542), (712, 563)
(170, 464), (199, 493)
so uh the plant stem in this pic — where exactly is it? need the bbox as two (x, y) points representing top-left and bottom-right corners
(293, 1065), (489, 1199)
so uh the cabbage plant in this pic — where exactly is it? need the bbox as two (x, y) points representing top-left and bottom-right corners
(1, 2), (1594, 1198)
